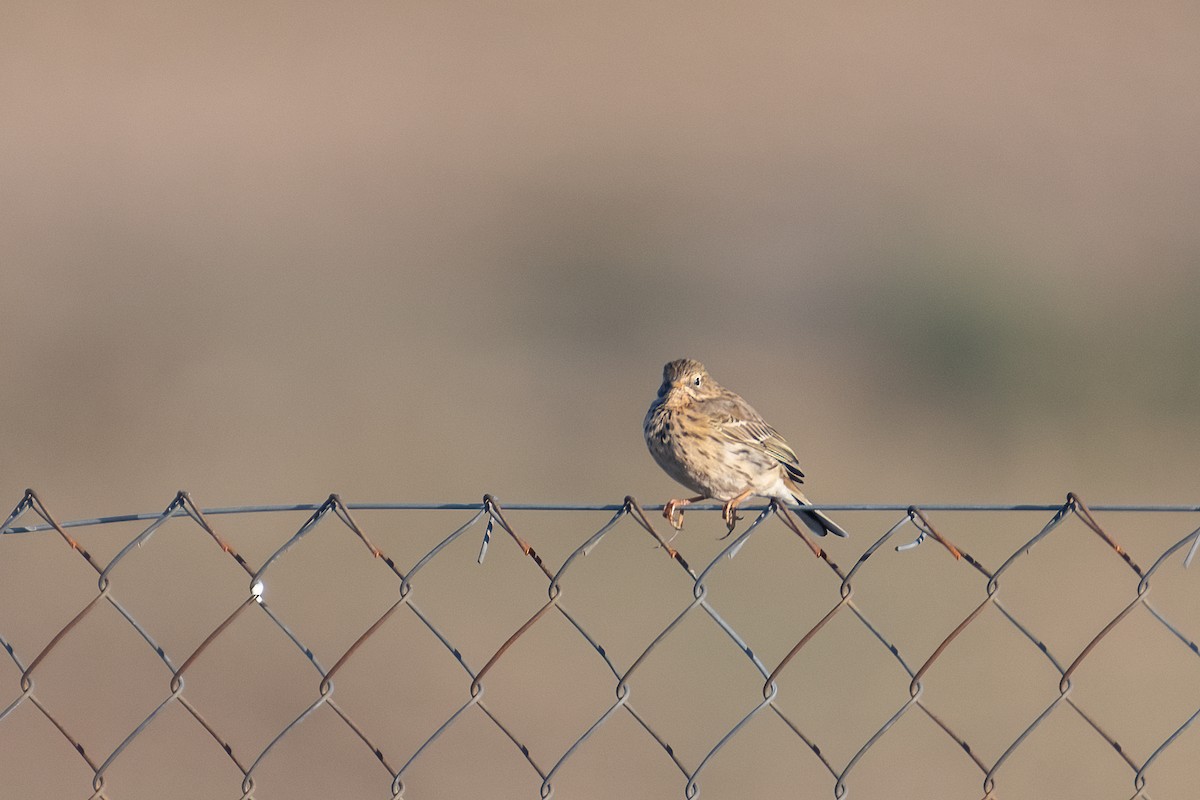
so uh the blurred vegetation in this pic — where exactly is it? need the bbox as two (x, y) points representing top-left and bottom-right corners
(857, 250), (1200, 424)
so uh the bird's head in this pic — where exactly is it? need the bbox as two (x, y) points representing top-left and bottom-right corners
(657, 358), (716, 404)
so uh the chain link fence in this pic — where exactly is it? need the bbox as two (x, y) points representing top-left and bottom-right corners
(2, 489), (1199, 799)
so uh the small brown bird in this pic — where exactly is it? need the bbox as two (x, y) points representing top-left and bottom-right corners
(644, 358), (848, 538)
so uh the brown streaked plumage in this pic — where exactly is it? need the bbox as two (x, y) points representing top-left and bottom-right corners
(643, 358), (848, 538)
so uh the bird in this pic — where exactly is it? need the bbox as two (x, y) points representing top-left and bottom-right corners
(643, 358), (848, 538)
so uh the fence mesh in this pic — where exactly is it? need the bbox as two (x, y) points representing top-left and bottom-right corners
(2, 489), (1199, 799)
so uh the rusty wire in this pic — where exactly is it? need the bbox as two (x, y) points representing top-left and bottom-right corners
(2, 489), (1199, 799)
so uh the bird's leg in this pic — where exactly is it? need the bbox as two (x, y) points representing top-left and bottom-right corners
(663, 495), (707, 532)
(721, 488), (756, 533)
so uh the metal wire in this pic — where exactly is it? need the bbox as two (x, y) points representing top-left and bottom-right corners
(6, 502), (1200, 537)
(1, 489), (1198, 799)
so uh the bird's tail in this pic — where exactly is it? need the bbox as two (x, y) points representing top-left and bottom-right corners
(787, 486), (849, 538)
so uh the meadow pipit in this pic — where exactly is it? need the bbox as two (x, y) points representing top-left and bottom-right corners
(644, 358), (848, 538)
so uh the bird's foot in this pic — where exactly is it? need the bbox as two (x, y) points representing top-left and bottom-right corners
(663, 500), (686, 531)
(721, 502), (742, 533)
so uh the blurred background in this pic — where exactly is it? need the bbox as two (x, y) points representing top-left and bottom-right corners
(2, 2), (1199, 799)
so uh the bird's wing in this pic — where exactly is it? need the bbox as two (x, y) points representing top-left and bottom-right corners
(700, 394), (806, 483)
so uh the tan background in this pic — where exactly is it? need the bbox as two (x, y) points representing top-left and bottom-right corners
(2, 3), (1199, 799)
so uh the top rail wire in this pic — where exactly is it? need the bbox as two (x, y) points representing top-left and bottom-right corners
(5, 500), (1200, 536)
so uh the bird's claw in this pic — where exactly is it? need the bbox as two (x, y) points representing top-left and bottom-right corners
(663, 502), (686, 531)
(721, 505), (742, 532)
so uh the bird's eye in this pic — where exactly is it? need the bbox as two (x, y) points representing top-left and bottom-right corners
(693, 376), (702, 386)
